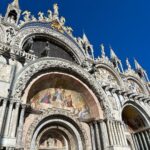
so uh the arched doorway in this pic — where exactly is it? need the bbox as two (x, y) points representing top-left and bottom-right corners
(122, 105), (147, 132)
(29, 113), (86, 150)
(13, 58), (108, 150)
(122, 105), (150, 149)
(22, 71), (103, 150)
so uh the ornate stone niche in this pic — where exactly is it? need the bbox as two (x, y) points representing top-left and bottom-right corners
(95, 67), (119, 87)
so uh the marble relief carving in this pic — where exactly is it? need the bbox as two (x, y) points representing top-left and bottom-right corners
(127, 79), (143, 94)
(95, 68), (118, 87)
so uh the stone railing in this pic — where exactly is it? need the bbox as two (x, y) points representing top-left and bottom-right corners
(0, 41), (11, 55)
(0, 42), (37, 61)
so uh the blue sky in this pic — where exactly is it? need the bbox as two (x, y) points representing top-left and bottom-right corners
(0, 0), (150, 75)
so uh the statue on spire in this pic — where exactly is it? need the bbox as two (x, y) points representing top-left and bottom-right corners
(110, 46), (117, 59)
(53, 3), (59, 20)
(126, 58), (131, 70)
(134, 59), (142, 70)
(100, 44), (105, 58)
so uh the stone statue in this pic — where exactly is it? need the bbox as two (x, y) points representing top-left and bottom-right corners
(126, 58), (131, 70)
(100, 44), (105, 58)
(53, 3), (59, 15)
(41, 41), (51, 57)
(7, 15), (16, 24)
(6, 28), (15, 44)
(31, 15), (37, 21)
(60, 16), (65, 26)
(38, 12), (45, 21)
(65, 26), (73, 36)
(53, 3), (59, 20)
(47, 10), (53, 21)
(22, 10), (31, 22)
(23, 37), (34, 53)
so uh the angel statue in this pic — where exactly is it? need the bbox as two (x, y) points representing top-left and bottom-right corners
(100, 44), (105, 58)
(65, 26), (73, 36)
(22, 10), (31, 22)
(47, 10), (53, 22)
(38, 12), (45, 21)
(53, 3), (59, 20)
(31, 15), (37, 21)
(60, 16), (65, 26)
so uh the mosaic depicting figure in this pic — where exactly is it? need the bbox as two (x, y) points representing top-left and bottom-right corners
(30, 87), (90, 119)
(39, 134), (65, 149)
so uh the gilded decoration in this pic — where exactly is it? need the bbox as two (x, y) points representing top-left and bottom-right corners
(30, 88), (90, 120)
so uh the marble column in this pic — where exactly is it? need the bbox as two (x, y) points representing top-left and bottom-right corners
(145, 130), (150, 148)
(16, 105), (26, 148)
(131, 134), (138, 150)
(110, 120), (116, 145)
(137, 133), (145, 150)
(0, 100), (8, 136)
(134, 134), (141, 150)
(141, 132), (149, 150)
(121, 123), (128, 146)
(99, 120), (109, 149)
(111, 121), (118, 145)
(10, 103), (20, 138)
(115, 121), (122, 145)
(4, 102), (13, 137)
(106, 120), (113, 145)
(89, 123), (96, 150)
(94, 122), (101, 150)
(118, 122), (124, 146)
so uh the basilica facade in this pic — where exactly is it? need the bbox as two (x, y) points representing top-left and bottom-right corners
(0, 0), (150, 150)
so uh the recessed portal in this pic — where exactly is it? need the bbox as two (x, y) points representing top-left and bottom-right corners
(122, 105), (147, 132)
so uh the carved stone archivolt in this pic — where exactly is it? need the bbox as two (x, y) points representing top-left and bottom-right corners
(11, 26), (86, 64)
(25, 108), (88, 150)
(125, 75), (149, 95)
(12, 57), (113, 119)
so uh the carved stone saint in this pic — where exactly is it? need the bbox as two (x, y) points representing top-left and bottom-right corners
(53, 3), (59, 20)
(22, 10), (31, 22)
(23, 37), (34, 54)
(6, 28), (15, 44)
(41, 41), (51, 57)
(38, 12), (45, 21)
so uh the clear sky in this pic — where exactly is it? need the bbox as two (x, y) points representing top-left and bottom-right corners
(0, 0), (150, 75)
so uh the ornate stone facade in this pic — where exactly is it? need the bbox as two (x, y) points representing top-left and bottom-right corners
(0, 1), (150, 150)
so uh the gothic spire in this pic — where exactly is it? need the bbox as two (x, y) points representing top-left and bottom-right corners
(134, 58), (142, 70)
(11, 0), (19, 8)
(82, 33), (89, 43)
(110, 46), (118, 59)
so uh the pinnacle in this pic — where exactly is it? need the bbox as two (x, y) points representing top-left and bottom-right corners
(11, 0), (19, 8)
